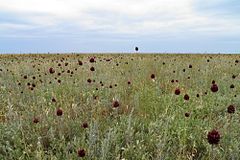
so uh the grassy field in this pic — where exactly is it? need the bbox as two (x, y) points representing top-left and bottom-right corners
(0, 53), (240, 159)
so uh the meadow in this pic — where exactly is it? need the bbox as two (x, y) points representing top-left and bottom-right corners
(0, 53), (239, 159)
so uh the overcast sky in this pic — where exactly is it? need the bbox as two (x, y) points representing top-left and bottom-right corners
(0, 0), (240, 53)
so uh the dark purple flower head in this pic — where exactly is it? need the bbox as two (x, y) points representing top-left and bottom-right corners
(211, 84), (218, 92)
(227, 105), (235, 114)
(77, 149), (86, 157)
(207, 129), (221, 145)
(56, 108), (63, 116)
(184, 94), (190, 101)
(151, 74), (155, 79)
(82, 122), (88, 128)
(90, 66), (95, 71)
(112, 100), (120, 108)
(78, 60), (83, 65)
(49, 67), (55, 74)
(135, 47), (138, 51)
(33, 117), (39, 124)
(175, 88), (181, 95)
(87, 78), (92, 83)
(185, 112), (190, 117)
(89, 57), (95, 63)
(52, 98), (57, 103)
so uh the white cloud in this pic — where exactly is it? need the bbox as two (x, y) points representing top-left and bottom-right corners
(0, 0), (240, 37)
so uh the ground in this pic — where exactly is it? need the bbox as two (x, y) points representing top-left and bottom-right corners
(0, 54), (239, 159)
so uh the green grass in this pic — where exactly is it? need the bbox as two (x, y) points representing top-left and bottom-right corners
(0, 53), (240, 159)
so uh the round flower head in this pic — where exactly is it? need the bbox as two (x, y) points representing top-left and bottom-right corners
(207, 129), (220, 145)
(77, 149), (86, 157)
(175, 88), (181, 95)
(227, 105), (235, 114)
(211, 84), (218, 92)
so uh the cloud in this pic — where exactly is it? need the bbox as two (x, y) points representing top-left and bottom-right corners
(0, 0), (203, 35)
(0, 0), (239, 53)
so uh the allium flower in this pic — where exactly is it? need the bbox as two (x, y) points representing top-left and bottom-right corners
(151, 74), (155, 79)
(135, 47), (138, 51)
(184, 94), (190, 101)
(78, 60), (83, 65)
(227, 105), (235, 114)
(56, 108), (63, 116)
(175, 88), (181, 95)
(49, 67), (55, 74)
(82, 122), (88, 128)
(207, 129), (221, 145)
(52, 98), (56, 103)
(77, 149), (86, 157)
(112, 100), (120, 108)
(211, 84), (218, 92)
(33, 117), (39, 124)
(89, 57), (95, 63)
(87, 79), (92, 83)
(90, 66), (95, 71)
(185, 112), (190, 117)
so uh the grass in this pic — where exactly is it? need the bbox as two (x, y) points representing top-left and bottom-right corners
(0, 53), (240, 159)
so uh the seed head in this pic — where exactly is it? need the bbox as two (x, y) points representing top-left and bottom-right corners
(112, 100), (120, 108)
(211, 84), (218, 92)
(82, 122), (88, 128)
(56, 108), (63, 116)
(151, 74), (155, 79)
(175, 88), (181, 95)
(77, 149), (86, 157)
(49, 67), (55, 74)
(227, 105), (235, 114)
(184, 94), (190, 101)
(207, 129), (221, 145)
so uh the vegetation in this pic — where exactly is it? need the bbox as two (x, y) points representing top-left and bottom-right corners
(0, 53), (240, 159)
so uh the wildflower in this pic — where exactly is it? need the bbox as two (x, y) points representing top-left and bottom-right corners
(185, 112), (190, 117)
(184, 94), (190, 101)
(77, 149), (86, 157)
(211, 84), (218, 92)
(112, 100), (120, 108)
(89, 57), (95, 63)
(90, 66), (95, 71)
(227, 105), (235, 114)
(207, 129), (220, 145)
(49, 67), (55, 74)
(175, 88), (181, 95)
(56, 108), (63, 116)
(82, 122), (88, 128)
(33, 117), (39, 123)
(151, 74), (155, 79)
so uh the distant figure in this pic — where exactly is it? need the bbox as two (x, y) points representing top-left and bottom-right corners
(135, 47), (139, 52)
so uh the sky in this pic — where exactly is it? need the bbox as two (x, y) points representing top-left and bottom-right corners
(0, 0), (240, 53)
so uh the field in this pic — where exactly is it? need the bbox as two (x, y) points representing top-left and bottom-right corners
(0, 54), (240, 159)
